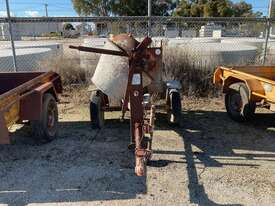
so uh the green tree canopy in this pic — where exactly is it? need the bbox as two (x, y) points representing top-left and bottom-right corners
(72, 0), (176, 16)
(174, 0), (262, 17)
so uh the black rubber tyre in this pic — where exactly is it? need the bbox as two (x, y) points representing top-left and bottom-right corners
(90, 92), (104, 129)
(225, 82), (256, 122)
(167, 91), (182, 125)
(31, 93), (58, 143)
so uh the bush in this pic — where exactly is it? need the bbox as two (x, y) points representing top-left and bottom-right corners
(163, 44), (219, 97)
(39, 54), (90, 86)
(40, 42), (219, 97)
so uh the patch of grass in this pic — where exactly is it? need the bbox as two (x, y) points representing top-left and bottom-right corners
(62, 85), (90, 106)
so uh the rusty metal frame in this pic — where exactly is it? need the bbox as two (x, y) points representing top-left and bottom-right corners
(69, 45), (128, 57)
(0, 71), (62, 144)
(70, 35), (159, 176)
(0, 113), (10, 144)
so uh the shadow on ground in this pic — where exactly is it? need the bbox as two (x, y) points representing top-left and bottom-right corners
(1, 110), (275, 206)
(0, 119), (146, 206)
(155, 110), (275, 206)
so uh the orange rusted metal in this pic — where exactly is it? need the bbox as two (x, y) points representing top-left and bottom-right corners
(70, 34), (160, 176)
(214, 66), (275, 108)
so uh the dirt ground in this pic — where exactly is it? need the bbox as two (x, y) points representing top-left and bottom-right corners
(1, 95), (275, 206)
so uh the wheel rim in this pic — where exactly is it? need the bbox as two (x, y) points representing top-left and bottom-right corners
(230, 93), (243, 112)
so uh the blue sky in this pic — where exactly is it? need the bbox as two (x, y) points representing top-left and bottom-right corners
(232, 0), (269, 15)
(0, 0), (78, 17)
(0, 0), (270, 17)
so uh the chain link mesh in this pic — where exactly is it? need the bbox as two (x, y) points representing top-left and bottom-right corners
(0, 17), (273, 90)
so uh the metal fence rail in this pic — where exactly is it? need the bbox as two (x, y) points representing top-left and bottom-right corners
(0, 16), (274, 75)
(0, 16), (269, 23)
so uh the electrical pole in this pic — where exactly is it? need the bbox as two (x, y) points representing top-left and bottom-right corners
(45, 3), (48, 17)
(269, 0), (273, 18)
(263, 0), (273, 64)
(148, 0), (152, 36)
(45, 3), (50, 34)
(5, 0), (17, 71)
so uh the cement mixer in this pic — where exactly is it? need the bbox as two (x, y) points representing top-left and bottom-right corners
(70, 34), (182, 176)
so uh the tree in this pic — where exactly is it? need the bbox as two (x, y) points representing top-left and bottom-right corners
(216, 1), (233, 17)
(190, 4), (203, 17)
(174, 0), (262, 17)
(72, 0), (112, 16)
(72, 0), (176, 16)
(174, 1), (191, 17)
(232, 1), (253, 17)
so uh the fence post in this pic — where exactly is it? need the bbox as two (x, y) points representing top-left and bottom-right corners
(263, 18), (271, 65)
(5, 0), (17, 72)
(148, 0), (152, 36)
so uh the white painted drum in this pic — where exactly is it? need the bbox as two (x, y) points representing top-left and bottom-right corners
(92, 40), (129, 106)
(92, 34), (155, 106)
(80, 38), (107, 76)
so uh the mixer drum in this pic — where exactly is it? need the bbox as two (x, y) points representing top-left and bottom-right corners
(92, 34), (152, 106)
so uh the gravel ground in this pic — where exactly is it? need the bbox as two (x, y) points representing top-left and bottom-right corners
(1, 96), (275, 206)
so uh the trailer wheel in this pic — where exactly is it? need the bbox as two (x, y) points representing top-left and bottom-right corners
(167, 91), (182, 125)
(31, 93), (58, 143)
(225, 82), (256, 122)
(90, 92), (104, 129)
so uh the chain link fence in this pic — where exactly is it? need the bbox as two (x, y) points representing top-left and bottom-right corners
(0, 16), (274, 94)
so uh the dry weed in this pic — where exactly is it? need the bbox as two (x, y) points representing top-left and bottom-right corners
(39, 53), (91, 86)
(163, 44), (219, 97)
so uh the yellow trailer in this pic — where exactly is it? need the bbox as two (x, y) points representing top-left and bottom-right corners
(214, 66), (275, 122)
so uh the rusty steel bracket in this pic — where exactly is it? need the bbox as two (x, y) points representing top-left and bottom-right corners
(134, 36), (152, 53)
(69, 45), (129, 57)
(135, 148), (152, 176)
(123, 37), (156, 176)
(148, 105), (155, 151)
